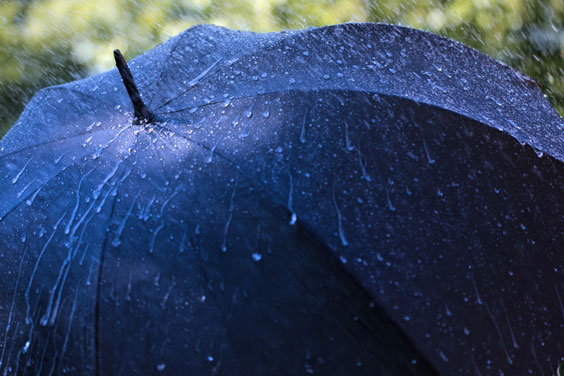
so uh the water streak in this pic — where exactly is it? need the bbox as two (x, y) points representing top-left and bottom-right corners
(221, 176), (238, 252)
(332, 179), (348, 246)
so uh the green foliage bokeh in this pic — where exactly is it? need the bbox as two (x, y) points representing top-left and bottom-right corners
(1, 0), (564, 136)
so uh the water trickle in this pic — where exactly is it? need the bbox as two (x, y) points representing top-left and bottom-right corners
(16, 178), (36, 198)
(344, 121), (354, 151)
(65, 169), (94, 235)
(287, 166), (297, 225)
(192, 118), (205, 129)
(386, 188), (396, 212)
(221, 176), (238, 252)
(11, 157), (33, 184)
(54, 153), (65, 164)
(149, 221), (165, 253)
(26, 187), (42, 206)
(187, 59), (222, 87)
(25, 214), (65, 325)
(357, 146), (371, 182)
(93, 160), (123, 199)
(231, 115), (240, 127)
(92, 126), (129, 160)
(205, 136), (223, 164)
(420, 127), (435, 165)
(112, 194), (139, 247)
(179, 229), (188, 252)
(300, 109), (308, 143)
(332, 179), (348, 247)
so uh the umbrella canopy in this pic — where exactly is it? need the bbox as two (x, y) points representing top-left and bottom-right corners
(1, 23), (563, 375)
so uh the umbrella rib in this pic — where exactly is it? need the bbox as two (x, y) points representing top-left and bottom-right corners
(153, 87), (525, 161)
(0, 127), (121, 160)
(0, 156), (100, 222)
(43, 86), (117, 111)
(146, 36), (187, 108)
(152, 58), (224, 112)
(150, 29), (311, 112)
(152, 88), (359, 116)
(0, 125), (135, 222)
(284, 223), (438, 374)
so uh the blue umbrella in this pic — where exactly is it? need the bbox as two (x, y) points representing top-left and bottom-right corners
(0, 23), (563, 375)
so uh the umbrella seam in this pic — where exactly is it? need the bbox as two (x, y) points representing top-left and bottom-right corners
(40, 86), (118, 111)
(94, 193), (118, 376)
(149, 23), (542, 113)
(0, 126), (123, 159)
(154, 88), (559, 163)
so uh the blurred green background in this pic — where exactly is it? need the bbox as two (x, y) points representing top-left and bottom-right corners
(1, 0), (564, 136)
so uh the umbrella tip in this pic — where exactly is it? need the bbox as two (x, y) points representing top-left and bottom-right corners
(113, 49), (153, 124)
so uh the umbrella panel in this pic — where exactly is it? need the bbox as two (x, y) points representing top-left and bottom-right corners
(1, 89), (563, 375)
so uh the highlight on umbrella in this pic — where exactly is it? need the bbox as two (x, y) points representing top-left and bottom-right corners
(1, 2), (564, 376)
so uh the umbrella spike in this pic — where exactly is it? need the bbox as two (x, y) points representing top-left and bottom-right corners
(113, 49), (153, 124)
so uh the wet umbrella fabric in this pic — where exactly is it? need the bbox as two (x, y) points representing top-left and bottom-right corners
(0, 23), (563, 375)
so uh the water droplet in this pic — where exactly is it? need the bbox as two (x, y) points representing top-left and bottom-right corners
(22, 341), (30, 354)
(289, 213), (297, 225)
